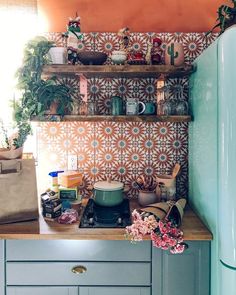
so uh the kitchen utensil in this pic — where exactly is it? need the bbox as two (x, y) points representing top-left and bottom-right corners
(172, 163), (181, 178)
(136, 175), (156, 191)
(93, 179), (124, 206)
(78, 51), (108, 65)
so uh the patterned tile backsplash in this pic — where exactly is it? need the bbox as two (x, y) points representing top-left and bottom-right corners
(36, 32), (217, 198)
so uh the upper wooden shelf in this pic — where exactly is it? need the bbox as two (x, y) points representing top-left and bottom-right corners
(42, 64), (195, 79)
(31, 115), (192, 123)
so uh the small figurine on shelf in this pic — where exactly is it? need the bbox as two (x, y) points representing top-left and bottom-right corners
(63, 13), (83, 65)
(145, 42), (153, 65)
(118, 27), (131, 53)
(127, 51), (146, 65)
(151, 38), (163, 65)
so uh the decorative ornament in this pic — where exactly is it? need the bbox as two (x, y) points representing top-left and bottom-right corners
(63, 13), (83, 65)
(164, 42), (185, 66)
(118, 27), (130, 53)
(151, 38), (163, 65)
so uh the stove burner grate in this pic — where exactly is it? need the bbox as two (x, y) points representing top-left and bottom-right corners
(79, 199), (132, 228)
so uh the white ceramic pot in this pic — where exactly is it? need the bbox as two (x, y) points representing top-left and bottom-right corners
(111, 50), (127, 65)
(48, 47), (66, 64)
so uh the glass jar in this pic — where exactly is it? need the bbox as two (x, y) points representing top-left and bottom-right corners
(175, 99), (188, 115)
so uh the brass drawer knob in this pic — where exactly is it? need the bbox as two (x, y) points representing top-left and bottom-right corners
(71, 265), (87, 274)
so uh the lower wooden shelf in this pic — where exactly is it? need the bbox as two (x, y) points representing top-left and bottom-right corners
(31, 115), (192, 122)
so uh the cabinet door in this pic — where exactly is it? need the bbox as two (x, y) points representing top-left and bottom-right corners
(152, 241), (210, 295)
(80, 287), (150, 295)
(0, 240), (4, 295)
(7, 287), (78, 295)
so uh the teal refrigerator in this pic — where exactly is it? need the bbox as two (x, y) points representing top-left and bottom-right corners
(189, 26), (236, 295)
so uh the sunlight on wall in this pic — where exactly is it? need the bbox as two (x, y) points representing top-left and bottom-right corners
(0, 1), (48, 154)
(0, 4), (37, 124)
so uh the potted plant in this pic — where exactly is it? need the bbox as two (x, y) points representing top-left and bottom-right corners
(0, 120), (30, 159)
(15, 36), (73, 119)
(209, 0), (236, 34)
(0, 36), (74, 158)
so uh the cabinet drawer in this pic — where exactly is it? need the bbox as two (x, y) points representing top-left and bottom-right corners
(6, 240), (151, 262)
(7, 287), (78, 295)
(7, 262), (151, 286)
(80, 287), (150, 295)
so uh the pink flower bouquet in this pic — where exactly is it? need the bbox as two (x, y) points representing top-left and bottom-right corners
(125, 200), (188, 254)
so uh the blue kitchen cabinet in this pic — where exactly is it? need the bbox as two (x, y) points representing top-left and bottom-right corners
(7, 287), (78, 295)
(5, 240), (152, 295)
(0, 240), (4, 295)
(3, 240), (210, 295)
(79, 287), (150, 295)
(152, 241), (210, 295)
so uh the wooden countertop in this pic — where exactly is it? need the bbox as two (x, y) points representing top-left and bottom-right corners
(0, 200), (212, 241)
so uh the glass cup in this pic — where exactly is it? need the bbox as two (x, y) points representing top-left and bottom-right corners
(175, 100), (188, 115)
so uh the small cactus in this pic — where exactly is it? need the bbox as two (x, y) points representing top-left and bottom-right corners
(167, 43), (179, 65)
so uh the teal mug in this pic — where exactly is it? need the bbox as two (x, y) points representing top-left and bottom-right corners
(143, 102), (156, 115)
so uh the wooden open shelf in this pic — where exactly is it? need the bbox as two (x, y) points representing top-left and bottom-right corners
(42, 64), (195, 79)
(31, 115), (192, 123)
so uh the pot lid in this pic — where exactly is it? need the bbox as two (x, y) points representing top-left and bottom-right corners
(94, 180), (124, 191)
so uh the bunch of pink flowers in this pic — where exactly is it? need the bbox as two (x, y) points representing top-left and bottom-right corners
(126, 210), (188, 254)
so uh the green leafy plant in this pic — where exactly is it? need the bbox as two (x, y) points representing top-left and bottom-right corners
(209, 0), (236, 35)
(12, 36), (73, 148)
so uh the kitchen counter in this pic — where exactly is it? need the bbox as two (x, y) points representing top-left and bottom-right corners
(0, 200), (212, 241)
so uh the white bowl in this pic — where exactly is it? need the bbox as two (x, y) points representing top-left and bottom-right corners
(111, 51), (127, 65)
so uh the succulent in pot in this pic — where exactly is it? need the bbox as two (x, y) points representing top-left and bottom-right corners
(93, 179), (124, 207)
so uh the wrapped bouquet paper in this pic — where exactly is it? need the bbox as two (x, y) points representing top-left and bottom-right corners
(125, 198), (188, 254)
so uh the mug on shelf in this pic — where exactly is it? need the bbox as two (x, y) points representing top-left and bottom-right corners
(143, 102), (156, 115)
(126, 98), (145, 115)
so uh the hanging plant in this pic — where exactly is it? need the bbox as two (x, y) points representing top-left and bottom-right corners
(208, 0), (236, 35)
(13, 36), (74, 147)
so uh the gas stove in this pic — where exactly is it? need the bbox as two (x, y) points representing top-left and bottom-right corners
(79, 199), (132, 228)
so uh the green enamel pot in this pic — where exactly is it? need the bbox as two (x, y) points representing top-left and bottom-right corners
(93, 180), (124, 207)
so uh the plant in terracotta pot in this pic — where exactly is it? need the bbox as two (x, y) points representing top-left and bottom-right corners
(208, 0), (236, 35)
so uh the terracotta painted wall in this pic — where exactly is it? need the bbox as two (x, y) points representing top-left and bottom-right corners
(38, 0), (230, 33)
